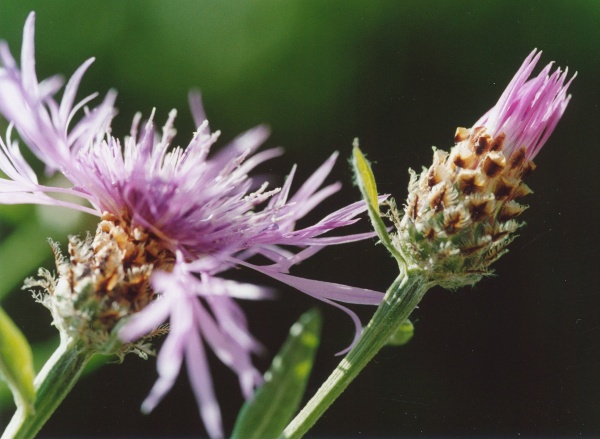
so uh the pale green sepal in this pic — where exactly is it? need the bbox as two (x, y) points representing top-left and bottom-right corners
(231, 309), (322, 439)
(0, 306), (35, 414)
(352, 142), (406, 266)
(386, 318), (414, 346)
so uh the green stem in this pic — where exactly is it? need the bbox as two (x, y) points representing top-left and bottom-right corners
(1, 336), (93, 439)
(279, 270), (430, 439)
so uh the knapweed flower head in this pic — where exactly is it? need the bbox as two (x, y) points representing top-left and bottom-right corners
(0, 13), (383, 438)
(391, 50), (574, 288)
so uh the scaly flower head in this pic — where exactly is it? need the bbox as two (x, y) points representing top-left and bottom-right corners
(392, 50), (574, 288)
(0, 13), (383, 438)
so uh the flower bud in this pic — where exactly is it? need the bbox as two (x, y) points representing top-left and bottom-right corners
(391, 50), (573, 288)
(393, 129), (533, 288)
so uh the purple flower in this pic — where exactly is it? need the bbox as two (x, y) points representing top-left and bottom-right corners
(0, 13), (383, 438)
(471, 49), (574, 160)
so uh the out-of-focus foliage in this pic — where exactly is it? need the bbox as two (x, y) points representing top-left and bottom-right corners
(0, 306), (35, 412)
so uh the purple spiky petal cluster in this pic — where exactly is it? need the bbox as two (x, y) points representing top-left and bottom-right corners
(473, 49), (574, 160)
(0, 13), (383, 438)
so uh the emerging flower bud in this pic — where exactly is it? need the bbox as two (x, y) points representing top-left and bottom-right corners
(391, 50), (574, 288)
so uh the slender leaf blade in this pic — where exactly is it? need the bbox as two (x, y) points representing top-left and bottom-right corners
(352, 140), (380, 213)
(231, 309), (322, 439)
(0, 306), (35, 413)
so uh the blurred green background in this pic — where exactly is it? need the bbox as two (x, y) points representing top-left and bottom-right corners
(0, 1), (599, 437)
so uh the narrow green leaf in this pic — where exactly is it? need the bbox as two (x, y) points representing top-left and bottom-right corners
(231, 309), (322, 439)
(351, 142), (406, 266)
(0, 337), (57, 408)
(0, 306), (35, 413)
(352, 139), (380, 214)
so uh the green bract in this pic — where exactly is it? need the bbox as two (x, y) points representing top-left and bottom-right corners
(352, 143), (406, 268)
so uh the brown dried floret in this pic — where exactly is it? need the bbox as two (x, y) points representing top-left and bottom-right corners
(507, 146), (527, 171)
(498, 200), (528, 222)
(467, 194), (495, 222)
(443, 206), (470, 234)
(481, 151), (506, 178)
(493, 176), (519, 199)
(490, 133), (506, 152)
(457, 169), (485, 195)
(454, 127), (471, 143)
(474, 133), (492, 156)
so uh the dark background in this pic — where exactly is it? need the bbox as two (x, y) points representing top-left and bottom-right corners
(0, 1), (598, 437)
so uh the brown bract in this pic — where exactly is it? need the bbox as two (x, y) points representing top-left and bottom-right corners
(77, 213), (176, 329)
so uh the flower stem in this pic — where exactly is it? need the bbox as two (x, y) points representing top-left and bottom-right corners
(279, 270), (430, 439)
(1, 336), (93, 439)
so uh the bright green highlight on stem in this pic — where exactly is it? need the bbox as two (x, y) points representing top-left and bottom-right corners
(232, 309), (322, 439)
(0, 306), (35, 414)
(279, 272), (430, 439)
(276, 147), (432, 438)
(386, 318), (415, 346)
(0, 338), (58, 409)
(1, 337), (93, 439)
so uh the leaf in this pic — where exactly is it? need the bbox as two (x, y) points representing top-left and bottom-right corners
(0, 306), (36, 413)
(352, 142), (406, 266)
(231, 309), (322, 439)
(0, 336), (110, 409)
(352, 139), (381, 214)
(0, 337), (56, 408)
